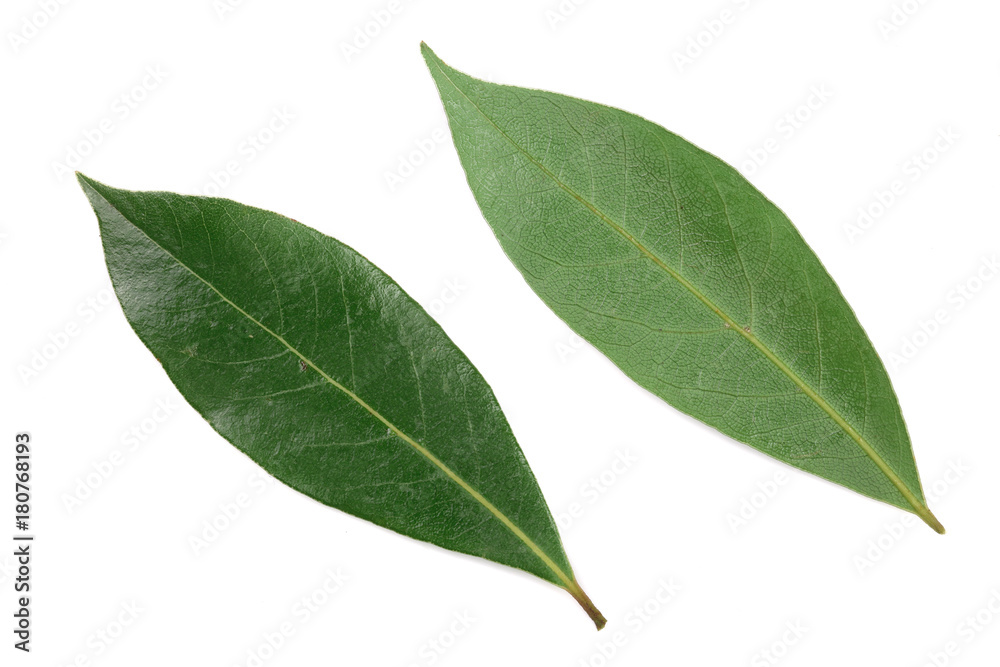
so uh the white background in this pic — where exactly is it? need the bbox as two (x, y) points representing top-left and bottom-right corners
(2, 1), (999, 665)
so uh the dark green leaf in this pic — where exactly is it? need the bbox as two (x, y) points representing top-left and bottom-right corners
(76, 173), (605, 627)
(421, 44), (943, 533)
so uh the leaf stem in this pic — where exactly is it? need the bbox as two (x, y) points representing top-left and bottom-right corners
(917, 506), (946, 535)
(566, 580), (607, 630)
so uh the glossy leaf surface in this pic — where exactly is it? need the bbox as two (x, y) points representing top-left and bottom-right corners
(422, 44), (943, 532)
(77, 173), (605, 626)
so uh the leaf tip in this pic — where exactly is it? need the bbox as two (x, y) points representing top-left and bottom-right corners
(75, 171), (107, 208)
(420, 42), (455, 79)
(75, 172), (126, 221)
(75, 171), (112, 198)
(420, 41), (439, 67)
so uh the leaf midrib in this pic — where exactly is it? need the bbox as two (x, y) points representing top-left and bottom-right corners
(87, 182), (580, 587)
(430, 61), (941, 530)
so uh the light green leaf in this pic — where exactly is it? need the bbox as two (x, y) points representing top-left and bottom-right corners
(76, 173), (605, 627)
(422, 44), (943, 533)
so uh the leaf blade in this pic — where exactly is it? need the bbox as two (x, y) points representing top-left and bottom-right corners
(421, 44), (943, 533)
(76, 172), (606, 626)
